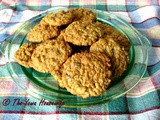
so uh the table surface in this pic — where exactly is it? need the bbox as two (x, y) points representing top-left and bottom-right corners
(0, 1), (160, 120)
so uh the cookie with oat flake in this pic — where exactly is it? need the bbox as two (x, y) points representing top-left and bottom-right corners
(14, 42), (37, 68)
(31, 40), (72, 73)
(26, 24), (59, 42)
(68, 8), (96, 23)
(64, 21), (104, 46)
(61, 52), (112, 98)
(96, 22), (130, 52)
(90, 38), (129, 79)
(40, 10), (74, 26)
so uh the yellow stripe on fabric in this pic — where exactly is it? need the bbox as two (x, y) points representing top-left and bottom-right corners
(148, 26), (160, 40)
(126, 87), (160, 97)
(0, 93), (26, 96)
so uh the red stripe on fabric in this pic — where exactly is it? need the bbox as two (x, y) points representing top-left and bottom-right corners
(150, 76), (158, 89)
(1, 1), (16, 6)
(69, 0), (71, 8)
(50, 0), (52, 7)
(0, 106), (160, 115)
(0, 64), (6, 66)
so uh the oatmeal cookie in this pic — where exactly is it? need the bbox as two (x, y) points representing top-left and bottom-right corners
(31, 40), (72, 73)
(61, 52), (112, 98)
(26, 24), (59, 42)
(68, 8), (96, 23)
(64, 21), (104, 46)
(40, 10), (74, 26)
(90, 38), (129, 79)
(56, 29), (65, 41)
(96, 22), (130, 52)
(106, 30), (130, 52)
(51, 68), (64, 88)
(96, 21), (115, 35)
(14, 42), (37, 68)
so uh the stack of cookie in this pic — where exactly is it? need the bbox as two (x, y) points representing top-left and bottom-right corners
(14, 8), (130, 98)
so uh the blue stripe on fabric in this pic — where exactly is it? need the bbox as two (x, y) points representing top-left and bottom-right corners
(151, 39), (160, 46)
(2, 114), (20, 120)
(148, 60), (160, 75)
(0, 34), (9, 42)
(128, 6), (160, 26)
(150, 0), (159, 5)
(133, 18), (160, 28)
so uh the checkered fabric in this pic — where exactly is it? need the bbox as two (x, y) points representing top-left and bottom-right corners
(0, 0), (160, 120)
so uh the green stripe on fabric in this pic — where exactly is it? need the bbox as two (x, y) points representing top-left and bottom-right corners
(0, 5), (16, 10)
(107, 5), (127, 11)
(96, 5), (106, 10)
(16, 4), (51, 11)
(0, 66), (10, 77)
(69, 5), (82, 8)
(108, 90), (160, 113)
(108, 96), (129, 113)
(127, 91), (160, 112)
(108, 91), (160, 113)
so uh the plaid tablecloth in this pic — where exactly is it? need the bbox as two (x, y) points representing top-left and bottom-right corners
(0, 0), (160, 120)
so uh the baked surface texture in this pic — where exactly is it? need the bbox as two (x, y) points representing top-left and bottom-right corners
(61, 52), (112, 98)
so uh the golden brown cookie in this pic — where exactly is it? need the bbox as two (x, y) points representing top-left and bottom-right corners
(26, 24), (59, 42)
(56, 29), (65, 41)
(96, 22), (130, 52)
(61, 52), (112, 98)
(31, 40), (72, 73)
(68, 8), (96, 23)
(106, 30), (130, 52)
(14, 42), (37, 68)
(51, 68), (64, 88)
(96, 21), (115, 35)
(90, 38), (129, 79)
(40, 10), (74, 26)
(64, 21), (104, 46)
